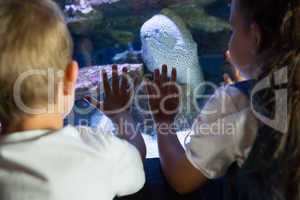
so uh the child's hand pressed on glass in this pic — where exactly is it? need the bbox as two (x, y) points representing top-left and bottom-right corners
(147, 65), (181, 125)
(86, 64), (133, 123)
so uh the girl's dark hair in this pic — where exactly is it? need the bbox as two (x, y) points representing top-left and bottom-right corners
(237, 0), (300, 199)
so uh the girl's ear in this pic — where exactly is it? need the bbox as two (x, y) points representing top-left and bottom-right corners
(250, 22), (262, 53)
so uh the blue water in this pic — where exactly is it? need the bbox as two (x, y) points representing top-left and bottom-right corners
(63, 0), (231, 146)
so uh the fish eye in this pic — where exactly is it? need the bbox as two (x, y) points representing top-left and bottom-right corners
(154, 29), (160, 34)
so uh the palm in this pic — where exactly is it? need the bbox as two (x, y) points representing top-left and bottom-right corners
(102, 65), (133, 121)
(147, 65), (180, 124)
(87, 65), (133, 122)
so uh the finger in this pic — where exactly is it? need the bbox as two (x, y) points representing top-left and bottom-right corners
(165, 67), (175, 94)
(233, 66), (244, 82)
(154, 69), (161, 88)
(161, 64), (168, 84)
(225, 50), (234, 65)
(146, 81), (154, 106)
(223, 73), (234, 84)
(146, 80), (159, 97)
(121, 67), (129, 95)
(145, 80), (154, 96)
(146, 81), (159, 111)
(171, 68), (177, 82)
(112, 64), (119, 95)
(102, 70), (111, 97)
(225, 51), (245, 82)
(225, 50), (237, 80)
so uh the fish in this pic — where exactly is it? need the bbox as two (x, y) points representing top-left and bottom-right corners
(140, 12), (204, 90)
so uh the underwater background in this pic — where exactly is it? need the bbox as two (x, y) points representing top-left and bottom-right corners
(58, 0), (232, 157)
(56, 0), (230, 74)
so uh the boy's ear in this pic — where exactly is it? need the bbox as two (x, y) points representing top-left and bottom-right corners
(250, 23), (262, 52)
(64, 61), (79, 95)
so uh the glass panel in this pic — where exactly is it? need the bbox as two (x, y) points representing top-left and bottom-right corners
(58, 0), (231, 158)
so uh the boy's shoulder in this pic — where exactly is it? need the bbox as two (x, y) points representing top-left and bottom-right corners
(63, 125), (139, 157)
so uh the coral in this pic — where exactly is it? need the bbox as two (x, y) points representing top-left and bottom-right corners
(64, 0), (121, 15)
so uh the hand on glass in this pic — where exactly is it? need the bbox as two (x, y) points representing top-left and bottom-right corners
(86, 64), (133, 123)
(147, 65), (181, 125)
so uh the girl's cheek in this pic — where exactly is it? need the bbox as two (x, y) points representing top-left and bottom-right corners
(228, 33), (239, 64)
(228, 31), (251, 68)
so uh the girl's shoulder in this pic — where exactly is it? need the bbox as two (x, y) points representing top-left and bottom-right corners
(205, 82), (251, 116)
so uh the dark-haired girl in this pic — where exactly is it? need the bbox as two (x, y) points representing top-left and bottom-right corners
(147, 0), (300, 199)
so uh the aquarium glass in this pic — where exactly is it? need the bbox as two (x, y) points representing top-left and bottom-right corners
(58, 0), (231, 157)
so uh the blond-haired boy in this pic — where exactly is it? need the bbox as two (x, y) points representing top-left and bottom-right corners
(0, 0), (146, 199)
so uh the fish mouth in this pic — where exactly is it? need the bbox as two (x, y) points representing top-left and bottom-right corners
(141, 30), (154, 40)
(142, 34), (151, 40)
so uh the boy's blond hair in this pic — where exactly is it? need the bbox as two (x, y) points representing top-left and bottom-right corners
(0, 0), (73, 122)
